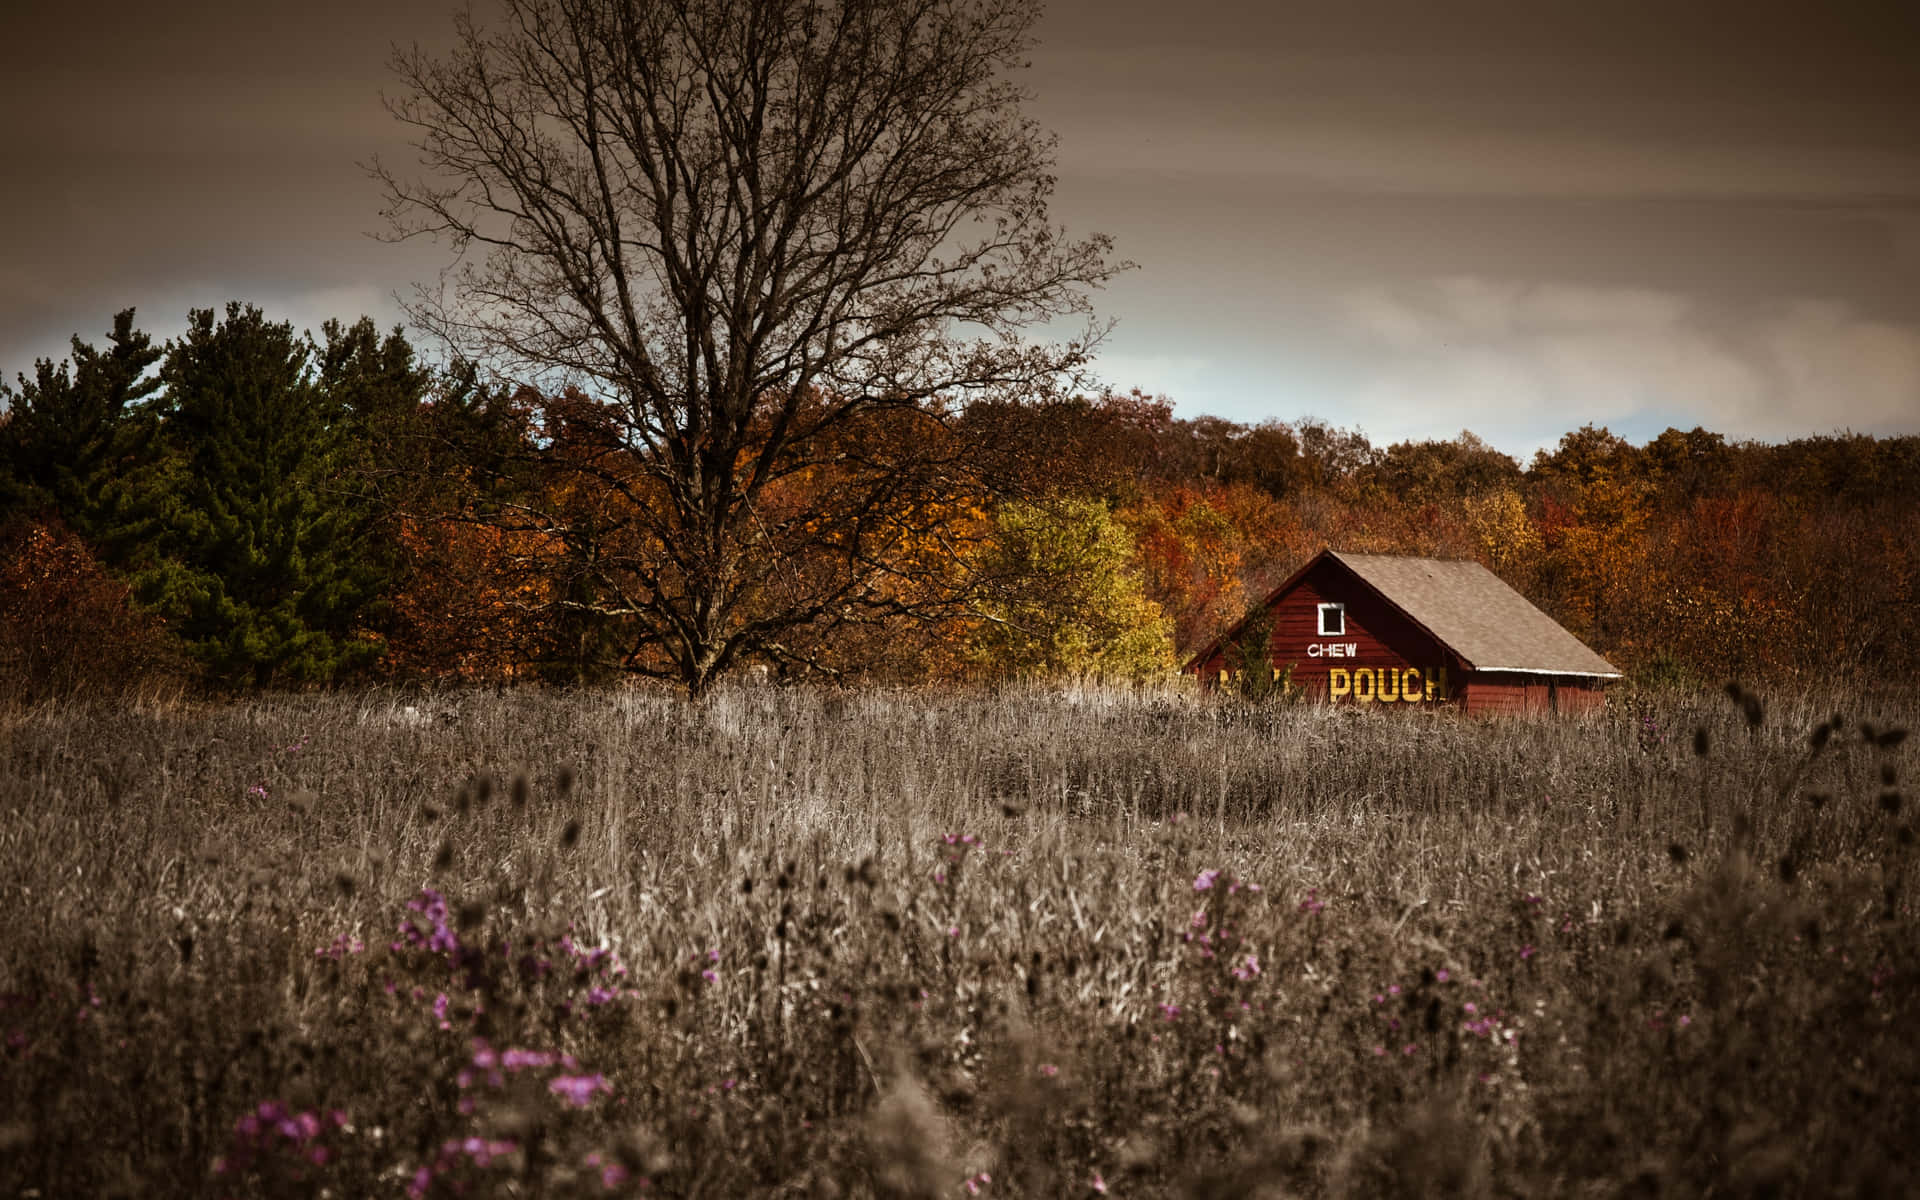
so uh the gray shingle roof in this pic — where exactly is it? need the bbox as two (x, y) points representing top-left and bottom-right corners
(1331, 551), (1621, 677)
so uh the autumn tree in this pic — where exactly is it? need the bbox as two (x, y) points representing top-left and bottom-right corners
(0, 515), (182, 703)
(969, 495), (1172, 681)
(1371, 431), (1522, 506)
(377, 0), (1123, 694)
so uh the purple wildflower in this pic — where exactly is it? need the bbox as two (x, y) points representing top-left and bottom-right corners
(394, 888), (460, 955)
(549, 1073), (611, 1107)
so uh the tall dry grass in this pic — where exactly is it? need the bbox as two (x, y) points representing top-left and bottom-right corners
(0, 681), (1913, 1196)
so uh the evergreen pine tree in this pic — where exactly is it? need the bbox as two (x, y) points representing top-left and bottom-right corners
(135, 303), (386, 686)
(0, 309), (162, 541)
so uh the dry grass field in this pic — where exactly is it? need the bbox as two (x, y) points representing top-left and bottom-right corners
(1, 682), (1914, 1197)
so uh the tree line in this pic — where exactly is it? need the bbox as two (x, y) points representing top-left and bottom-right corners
(3, 304), (1915, 698)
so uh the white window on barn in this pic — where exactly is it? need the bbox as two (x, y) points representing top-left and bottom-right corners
(1317, 602), (1345, 637)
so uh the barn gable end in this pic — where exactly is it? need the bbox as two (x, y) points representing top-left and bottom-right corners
(1185, 549), (1620, 715)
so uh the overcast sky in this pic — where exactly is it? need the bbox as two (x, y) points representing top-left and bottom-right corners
(3, 0), (1917, 458)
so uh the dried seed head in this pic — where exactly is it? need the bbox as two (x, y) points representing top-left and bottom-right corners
(334, 871), (357, 898)
(556, 766), (575, 795)
(475, 775), (494, 805)
(560, 819), (581, 849)
(1693, 728), (1710, 757)
(434, 840), (455, 871)
(1668, 842), (1690, 864)
(512, 774), (530, 808)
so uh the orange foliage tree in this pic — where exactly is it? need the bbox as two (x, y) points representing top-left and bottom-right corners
(0, 517), (181, 702)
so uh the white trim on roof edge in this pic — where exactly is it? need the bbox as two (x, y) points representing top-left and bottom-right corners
(1474, 666), (1624, 679)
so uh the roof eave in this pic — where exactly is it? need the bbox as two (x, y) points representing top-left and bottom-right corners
(1473, 666), (1624, 679)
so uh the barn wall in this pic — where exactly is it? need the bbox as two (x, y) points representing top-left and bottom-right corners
(1200, 559), (1464, 705)
(1462, 673), (1610, 715)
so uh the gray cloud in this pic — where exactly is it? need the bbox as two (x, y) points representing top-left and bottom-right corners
(4, 0), (1918, 458)
(1330, 279), (1920, 453)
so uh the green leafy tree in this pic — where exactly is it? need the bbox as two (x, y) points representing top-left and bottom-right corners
(318, 316), (433, 473)
(314, 316), (436, 651)
(971, 496), (1173, 681)
(133, 303), (388, 686)
(0, 309), (162, 542)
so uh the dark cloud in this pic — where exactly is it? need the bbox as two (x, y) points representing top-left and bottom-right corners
(4, 0), (1917, 452)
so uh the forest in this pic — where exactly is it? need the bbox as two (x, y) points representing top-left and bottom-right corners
(4, 303), (1918, 699)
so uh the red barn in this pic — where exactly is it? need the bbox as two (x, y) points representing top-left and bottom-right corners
(1184, 549), (1620, 714)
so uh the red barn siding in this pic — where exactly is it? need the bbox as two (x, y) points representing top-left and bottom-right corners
(1197, 559), (1464, 705)
(1461, 673), (1609, 716)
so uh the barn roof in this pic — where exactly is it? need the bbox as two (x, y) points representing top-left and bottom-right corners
(1327, 551), (1621, 677)
(1184, 549), (1621, 678)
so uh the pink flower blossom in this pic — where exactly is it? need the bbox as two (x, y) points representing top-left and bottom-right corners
(1193, 869), (1221, 891)
(549, 1073), (611, 1107)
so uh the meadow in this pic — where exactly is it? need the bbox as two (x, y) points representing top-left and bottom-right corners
(1, 682), (1914, 1198)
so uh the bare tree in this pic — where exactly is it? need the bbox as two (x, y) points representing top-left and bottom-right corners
(375, 0), (1123, 693)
